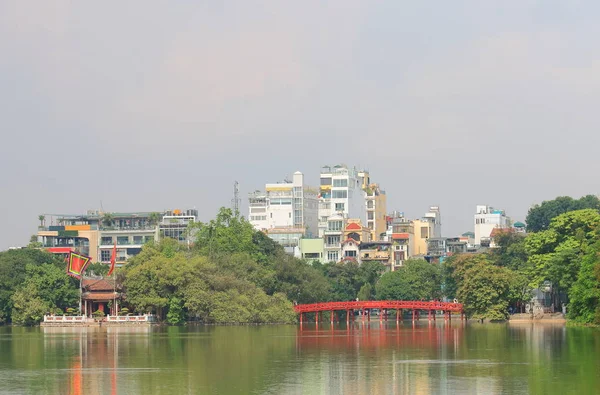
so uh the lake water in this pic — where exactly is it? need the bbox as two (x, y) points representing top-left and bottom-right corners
(0, 321), (598, 394)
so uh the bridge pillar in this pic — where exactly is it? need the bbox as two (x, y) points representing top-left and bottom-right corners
(428, 310), (432, 321)
(300, 313), (303, 325)
(316, 311), (319, 324)
(330, 311), (334, 324)
(412, 309), (415, 321)
(396, 309), (400, 322)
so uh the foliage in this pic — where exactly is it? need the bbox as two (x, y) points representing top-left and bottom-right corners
(525, 195), (600, 233)
(525, 209), (600, 291)
(452, 255), (513, 321)
(357, 283), (373, 301)
(376, 259), (441, 301)
(167, 296), (186, 325)
(101, 213), (115, 227)
(568, 240), (600, 324)
(11, 283), (49, 326)
(119, 307), (130, 316)
(93, 310), (105, 318)
(86, 262), (110, 276)
(0, 249), (77, 324)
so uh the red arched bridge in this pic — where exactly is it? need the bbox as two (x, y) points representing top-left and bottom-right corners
(294, 300), (465, 323)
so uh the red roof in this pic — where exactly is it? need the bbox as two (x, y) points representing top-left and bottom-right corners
(392, 233), (409, 240)
(47, 247), (72, 254)
(342, 238), (358, 245)
(82, 292), (120, 301)
(82, 278), (116, 291)
(345, 223), (362, 231)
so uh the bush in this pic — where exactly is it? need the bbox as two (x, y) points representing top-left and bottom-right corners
(119, 307), (130, 316)
(92, 310), (105, 319)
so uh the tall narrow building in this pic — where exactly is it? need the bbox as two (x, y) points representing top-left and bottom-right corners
(248, 171), (318, 253)
(318, 165), (367, 237)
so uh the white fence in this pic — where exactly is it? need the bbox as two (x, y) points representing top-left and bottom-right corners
(43, 314), (156, 324)
(43, 315), (87, 323)
(106, 314), (155, 323)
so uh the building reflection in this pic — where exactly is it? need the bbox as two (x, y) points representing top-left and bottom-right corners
(42, 326), (151, 395)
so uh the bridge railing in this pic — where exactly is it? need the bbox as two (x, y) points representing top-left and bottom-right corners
(293, 300), (463, 314)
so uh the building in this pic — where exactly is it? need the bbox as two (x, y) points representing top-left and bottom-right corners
(37, 209), (197, 266)
(323, 214), (345, 262)
(298, 238), (325, 262)
(411, 207), (442, 256)
(474, 205), (509, 246)
(359, 241), (392, 270)
(318, 165), (367, 237)
(365, 183), (387, 241)
(248, 171), (318, 252)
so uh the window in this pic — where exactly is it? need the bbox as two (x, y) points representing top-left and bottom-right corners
(304, 252), (321, 259)
(100, 249), (111, 262)
(289, 213), (292, 218)
(367, 212), (374, 220)
(335, 203), (345, 212)
(345, 250), (357, 257)
(421, 227), (429, 239)
(133, 236), (143, 245)
(332, 190), (348, 199)
(327, 251), (339, 262)
(367, 201), (374, 209)
(320, 177), (332, 185)
(145, 236), (154, 243)
(327, 236), (340, 246)
(117, 236), (129, 245)
(328, 221), (343, 231)
(333, 179), (348, 187)
(101, 237), (113, 245)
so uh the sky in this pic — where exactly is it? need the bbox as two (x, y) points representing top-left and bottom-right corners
(1, 1), (599, 249)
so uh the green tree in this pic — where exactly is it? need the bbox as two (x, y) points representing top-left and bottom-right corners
(526, 209), (600, 294)
(101, 213), (115, 227)
(376, 259), (441, 301)
(454, 256), (513, 321)
(11, 283), (49, 326)
(568, 239), (600, 324)
(38, 215), (45, 227)
(0, 249), (70, 324)
(526, 195), (600, 233)
(357, 283), (373, 301)
(148, 212), (162, 226)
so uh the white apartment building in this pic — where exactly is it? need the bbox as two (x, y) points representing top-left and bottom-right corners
(424, 206), (442, 238)
(474, 205), (509, 246)
(318, 165), (367, 237)
(248, 171), (318, 244)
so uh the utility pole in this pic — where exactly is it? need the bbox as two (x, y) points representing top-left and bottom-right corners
(231, 181), (240, 215)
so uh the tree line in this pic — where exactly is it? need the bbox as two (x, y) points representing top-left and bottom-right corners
(2, 195), (599, 325)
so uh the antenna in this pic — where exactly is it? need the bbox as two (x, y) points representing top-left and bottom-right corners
(231, 181), (240, 215)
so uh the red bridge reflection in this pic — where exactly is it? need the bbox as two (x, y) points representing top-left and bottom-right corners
(294, 300), (465, 323)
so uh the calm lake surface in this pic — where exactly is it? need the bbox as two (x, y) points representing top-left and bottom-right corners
(0, 321), (599, 395)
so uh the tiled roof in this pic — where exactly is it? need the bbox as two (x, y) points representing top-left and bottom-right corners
(345, 223), (362, 231)
(82, 278), (116, 291)
(392, 233), (410, 240)
(82, 292), (120, 301)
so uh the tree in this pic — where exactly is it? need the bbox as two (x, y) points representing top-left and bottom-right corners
(526, 209), (600, 292)
(525, 195), (600, 233)
(11, 283), (49, 326)
(456, 258), (513, 321)
(568, 245), (600, 324)
(357, 283), (373, 301)
(148, 212), (161, 226)
(376, 259), (441, 301)
(101, 213), (115, 227)
(38, 215), (45, 227)
(85, 262), (110, 276)
(0, 249), (70, 324)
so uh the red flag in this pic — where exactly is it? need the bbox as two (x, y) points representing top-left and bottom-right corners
(107, 241), (116, 276)
(66, 252), (91, 279)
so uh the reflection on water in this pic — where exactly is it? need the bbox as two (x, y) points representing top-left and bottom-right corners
(0, 322), (598, 394)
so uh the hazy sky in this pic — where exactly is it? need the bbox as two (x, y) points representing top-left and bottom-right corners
(1, 1), (599, 249)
